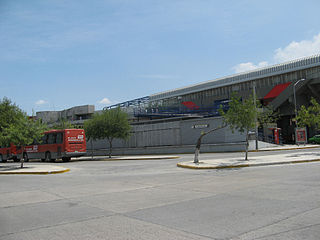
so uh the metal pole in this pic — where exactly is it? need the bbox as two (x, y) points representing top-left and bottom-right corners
(293, 78), (306, 144)
(293, 78), (306, 128)
(293, 84), (297, 126)
(252, 81), (258, 150)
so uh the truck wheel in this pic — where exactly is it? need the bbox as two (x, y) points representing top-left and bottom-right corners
(62, 157), (71, 162)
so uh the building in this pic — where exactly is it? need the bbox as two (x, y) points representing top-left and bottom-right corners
(37, 55), (320, 154)
(36, 105), (95, 125)
(107, 54), (320, 144)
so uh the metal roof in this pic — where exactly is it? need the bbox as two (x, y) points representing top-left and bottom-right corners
(150, 54), (320, 101)
(103, 96), (150, 110)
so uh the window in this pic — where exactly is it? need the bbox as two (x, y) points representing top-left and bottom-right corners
(56, 133), (63, 144)
(42, 134), (48, 144)
(48, 133), (56, 144)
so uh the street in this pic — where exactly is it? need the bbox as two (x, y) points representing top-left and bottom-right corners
(1, 149), (320, 239)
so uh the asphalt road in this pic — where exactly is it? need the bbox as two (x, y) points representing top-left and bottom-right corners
(1, 149), (320, 239)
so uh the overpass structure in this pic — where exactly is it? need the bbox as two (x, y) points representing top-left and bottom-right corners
(108, 54), (320, 144)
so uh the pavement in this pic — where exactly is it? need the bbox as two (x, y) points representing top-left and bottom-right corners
(0, 144), (319, 174)
(78, 155), (180, 161)
(178, 144), (320, 169)
(0, 155), (180, 174)
(0, 164), (70, 175)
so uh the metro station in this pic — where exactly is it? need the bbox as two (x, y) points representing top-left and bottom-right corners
(37, 55), (320, 154)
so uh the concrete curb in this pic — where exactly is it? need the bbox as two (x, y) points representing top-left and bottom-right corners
(0, 166), (70, 175)
(79, 155), (180, 161)
(177, 158), (320, 170)
(99, 156), (180, 161)
(250, 145), (320, 152)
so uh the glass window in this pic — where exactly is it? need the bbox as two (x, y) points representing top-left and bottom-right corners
(42, 134), (48, 144)
(48, 133), (56, 144)
(56, 133), (63, 144)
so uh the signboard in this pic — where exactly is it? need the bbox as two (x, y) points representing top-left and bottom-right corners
(192, 124), (209, 129)
(295, 127), (307, 144)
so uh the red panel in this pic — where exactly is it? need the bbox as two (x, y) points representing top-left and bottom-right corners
(182, 101), (200, 110)
(263, 82), (291, 100)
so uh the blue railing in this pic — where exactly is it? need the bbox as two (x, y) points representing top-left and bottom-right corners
(134, 100), (230, 118)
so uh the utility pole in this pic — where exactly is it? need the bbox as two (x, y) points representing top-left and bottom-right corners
(253, 81), (258, 150)
(293, 78), (306, 128)
(293, 78), (306, 145)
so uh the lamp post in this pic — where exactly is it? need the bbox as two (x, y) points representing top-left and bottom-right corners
(293, 78), (306, 145)
(293, 78), (306, 128)
(252, 81), (258, 150)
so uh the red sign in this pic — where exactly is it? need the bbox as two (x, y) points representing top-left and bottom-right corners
(296, 128), (307, 144)
(182, 101), (200, 110)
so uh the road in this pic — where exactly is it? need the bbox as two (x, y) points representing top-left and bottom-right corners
(1, 148), (320, 239)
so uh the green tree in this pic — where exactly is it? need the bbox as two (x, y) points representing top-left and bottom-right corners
(0, 97), (24, 133)
(219, 93), (258, 160)
(297, 97), (320, 129)
(84, 107), (131, 158)
(0, 98), (47, 167)
(2, 116), (47, 167)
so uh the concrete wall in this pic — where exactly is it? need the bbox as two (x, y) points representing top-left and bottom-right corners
(60, 105), (95, 120)
(36, 111), (60, 123)
(88, 116), (246, 154)
(37, 105), (95, 123)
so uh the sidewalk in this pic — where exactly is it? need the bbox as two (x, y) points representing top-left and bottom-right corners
(178, 144), (320, 169)
(0, 164), (70, 175)
(251, 143), (320, 152)
(77, 155), (180, 161)
(0, 155), (180, 175)
(1, 145), (319, 174)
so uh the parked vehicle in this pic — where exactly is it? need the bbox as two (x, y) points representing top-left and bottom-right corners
(0, 129), (86, 162)
(0, 145), (10, 163)
(308, 134), (320, 144)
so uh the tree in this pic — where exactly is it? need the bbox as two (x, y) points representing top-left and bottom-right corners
(0, 98), (47, 167)
(84, 107), (131, 158)
(296, 97), (320, 130)
(257, 105), (279, 128)
(219, 93), (258, 160)
(2, 116), (47, 167)
(0, 97), (25, 162)
(193, 124), (226, 163)
(0, 97), (24, 133)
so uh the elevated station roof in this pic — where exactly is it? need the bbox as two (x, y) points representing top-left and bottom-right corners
(104, 96), (150, 110)
(150, 54), (320, 101)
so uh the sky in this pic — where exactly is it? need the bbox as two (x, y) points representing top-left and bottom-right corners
(1, 0), (320, 115)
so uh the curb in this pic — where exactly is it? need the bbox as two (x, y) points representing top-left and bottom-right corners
(0, 168), (70, 175)
(99, 156), (180, 161)
(78, 156), (180, 162)
(250, 145), (320, 152)
(177, 159), (320, 170)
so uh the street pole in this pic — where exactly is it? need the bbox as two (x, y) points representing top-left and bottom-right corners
(253, 81), (258, 150)
(293, 78), (306, 128)
(293, 78), (306, 144)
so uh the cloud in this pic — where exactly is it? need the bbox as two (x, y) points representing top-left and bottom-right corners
(274, 33), (320, 62)
(98, 98), (112, 105)
(233, 61), (268, 73)
(233, 33), (320, 73)
(35, 99), (47, 105)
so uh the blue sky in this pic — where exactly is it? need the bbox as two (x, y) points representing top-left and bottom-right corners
(1, 0), (320, 114)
